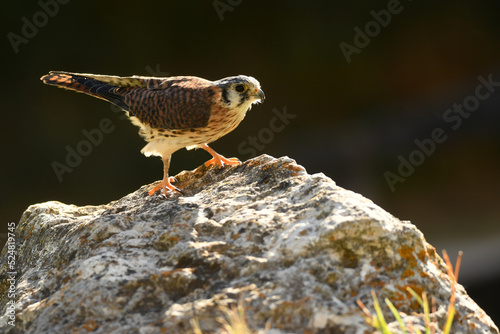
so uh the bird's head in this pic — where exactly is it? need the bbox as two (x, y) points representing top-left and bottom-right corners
(215, 75), (265, 110)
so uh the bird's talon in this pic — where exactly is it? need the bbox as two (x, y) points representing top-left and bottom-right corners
(226, 157), (241, 164)
(149, 178), (181, 196)
(204, 158), (218, 168)
(204, 157), (241, 168)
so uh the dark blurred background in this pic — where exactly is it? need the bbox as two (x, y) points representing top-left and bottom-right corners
(2, 0), (499, 325)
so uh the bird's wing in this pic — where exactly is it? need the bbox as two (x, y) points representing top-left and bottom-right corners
(41, 72), (214, 130)
(122, 77), (215, 130)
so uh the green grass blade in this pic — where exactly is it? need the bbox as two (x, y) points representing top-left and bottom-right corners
(443, 305), (455, 334)
(384, 298), (408, 334)
(371, 291), (391, 334)
(406, 287), (423, 307)
(422, 292), (431, 334)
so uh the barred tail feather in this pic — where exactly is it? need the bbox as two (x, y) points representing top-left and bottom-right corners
(40, 71), (129, 110)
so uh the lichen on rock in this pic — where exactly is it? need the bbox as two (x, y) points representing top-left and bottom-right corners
(0, 155), (498, 333)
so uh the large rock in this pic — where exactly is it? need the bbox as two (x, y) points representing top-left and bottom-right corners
(0, 155), (497, 333)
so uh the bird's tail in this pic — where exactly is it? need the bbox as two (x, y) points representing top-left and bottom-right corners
(41, 71), (130, 110)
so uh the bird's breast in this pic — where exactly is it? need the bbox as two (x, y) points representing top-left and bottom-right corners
(206, 104), (248, 139)
(133, 101), (250, 157)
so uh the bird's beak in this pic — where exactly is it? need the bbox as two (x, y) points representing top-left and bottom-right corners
(253, 88), (265, 101)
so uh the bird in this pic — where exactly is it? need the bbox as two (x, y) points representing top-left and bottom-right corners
(41, 71), (265, 196)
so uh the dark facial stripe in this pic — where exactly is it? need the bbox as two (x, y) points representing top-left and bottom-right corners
(237, 94), (248, 107)
(221, 88), (230, 105)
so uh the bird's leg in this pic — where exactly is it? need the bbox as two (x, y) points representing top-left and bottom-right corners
(201, 144), (241, 168)
(148, 155), (181, 196)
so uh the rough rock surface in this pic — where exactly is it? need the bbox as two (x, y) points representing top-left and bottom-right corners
(0, 155), (498, 334)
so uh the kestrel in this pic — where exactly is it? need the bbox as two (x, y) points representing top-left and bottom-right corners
(41, 71), (265, 196)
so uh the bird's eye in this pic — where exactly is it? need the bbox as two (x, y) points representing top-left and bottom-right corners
(235, 84), (246, 93)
